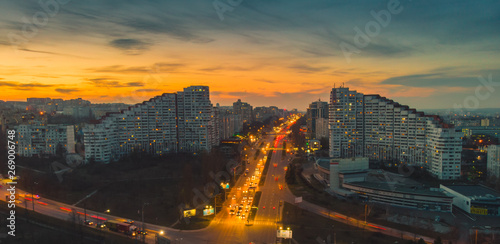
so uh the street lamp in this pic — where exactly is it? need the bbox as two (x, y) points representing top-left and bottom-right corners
(141, 202), (149, 243)
(105, 209), (110, 213)
(31, 181), (38, 211)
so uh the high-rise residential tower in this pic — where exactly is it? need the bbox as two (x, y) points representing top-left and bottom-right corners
(83, 86), (218, 163)
(329, 86), (462, 180)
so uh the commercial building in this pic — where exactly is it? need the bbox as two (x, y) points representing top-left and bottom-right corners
(314, 157), (453, 212)
(488, 145), (500, 179)
(329, 86), (462, 180)
(441, 185), (500, 216)
(345, 182), (453, 212)
(83, 86), (218, 163)
(16, 123), (75, 157)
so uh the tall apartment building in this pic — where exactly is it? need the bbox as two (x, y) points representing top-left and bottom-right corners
(329, 86), (462, 180)
(488, 145), (500, 179)
(177, 86), (216, 152)
(306, 100), (329, 140)
(16, 123), (75, 157)
(233, 99), (253, 125)
(217, 105), (242, 139)
(83, 86), (217, 163)
(315, 118), (329, 139)
(329, 87), (364, 158)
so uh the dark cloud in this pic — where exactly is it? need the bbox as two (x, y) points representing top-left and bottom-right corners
(87, 63), (184, 74)
(15, 48), (89, 59)
(126, 82), (144, 87)
(55, 88), (80, 94)
(199, 66), (222, 72)
(288, 64), (330, 73)
(381, 70), (500, 88)
(86, 78), (144, 87)
(109, 38), (152, 55)
(255, 79), (276, 84)
(135, 88), (161, 92)
(0, 81), (54, 89)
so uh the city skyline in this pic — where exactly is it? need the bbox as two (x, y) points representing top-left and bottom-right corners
(1, 1), (500, 110)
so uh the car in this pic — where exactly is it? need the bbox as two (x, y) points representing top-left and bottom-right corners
(84, 220), (94, 226)
(273, 206), (276, 210)
(236, 212), (241, 216)
(243, 196), (247, 200)
(33, 194), (41, 200)
(249, 196), (253, 200)
(232, 195), (236, 200)
(96, 223), (106, 228)
(229, 209), (235, 215)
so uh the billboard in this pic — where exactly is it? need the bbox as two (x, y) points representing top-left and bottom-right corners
(203, 208), (215, 216)
(220, 183), (230, 189)
(277, 229), (292, 239)
(470, 206), (488, 215)
(294, 197), (302, 203)
(183, 209), (196, 218)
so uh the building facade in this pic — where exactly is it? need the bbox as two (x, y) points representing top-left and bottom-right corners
(217, 105), (242, 139)
(233, 99), (253, 125)
(329, 86), (462, 179)
(83, 86), (218, 163)
(488, 145), (500, 179)
(306, 100), (329, 140)
(441, 185), (500, 216)
(16, 123), (75, 157)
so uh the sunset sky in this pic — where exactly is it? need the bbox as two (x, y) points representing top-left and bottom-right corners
(1, 0), (499, 110)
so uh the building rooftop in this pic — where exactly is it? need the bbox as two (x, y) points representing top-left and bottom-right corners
(347, 181), (451, 198)
(443, 185), (500, 198)
(316, 158), (333, 170)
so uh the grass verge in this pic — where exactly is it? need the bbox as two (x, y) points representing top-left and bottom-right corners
(246, 191), (262, 225)
(258, 151), (272, 186)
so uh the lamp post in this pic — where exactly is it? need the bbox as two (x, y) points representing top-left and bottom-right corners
(31, 181), (38, 211)
(331, 225), (336, 244)
(141, 202), (149, 243)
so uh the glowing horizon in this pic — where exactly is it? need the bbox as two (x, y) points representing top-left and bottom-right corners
(1, 1), (499, 110)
